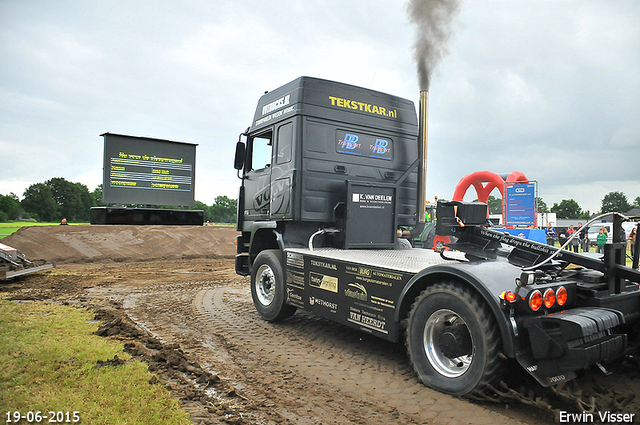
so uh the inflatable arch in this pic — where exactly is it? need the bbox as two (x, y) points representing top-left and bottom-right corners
(452, 171), (529, 204)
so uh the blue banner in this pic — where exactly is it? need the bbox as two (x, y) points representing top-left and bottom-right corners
(505, 183), (536, 226)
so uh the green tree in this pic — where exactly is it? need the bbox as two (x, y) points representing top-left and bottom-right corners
(210, 196), (237, 223)
(536, 197), (548, 213)
(600, 191), (631, 214)
(486, 195), (502, 215)
(22, 183), (58, 222)
(472, 195), (501, 214)
(0, 193), (21, 222)
(46, 177), (93, 222)
(191, 201), (212, 222)
(550, 199), (585, 219)
(91, 184), (107, 207)
(631, 196), (640, 209)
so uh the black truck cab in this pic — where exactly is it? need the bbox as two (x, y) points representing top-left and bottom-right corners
(234, 77), (421, 273)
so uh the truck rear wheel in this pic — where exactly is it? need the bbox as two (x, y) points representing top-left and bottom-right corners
(251, 250), (296, 322)
(405, 281), (504, 396)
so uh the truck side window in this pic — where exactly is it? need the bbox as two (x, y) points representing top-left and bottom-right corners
(250, 131), (273, 171)
(276, 122), (293, 164)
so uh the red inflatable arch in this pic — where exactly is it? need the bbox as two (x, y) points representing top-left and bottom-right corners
(452, 170), (529, 204)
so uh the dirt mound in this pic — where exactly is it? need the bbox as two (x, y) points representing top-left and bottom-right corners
(3, 225), (238, 264)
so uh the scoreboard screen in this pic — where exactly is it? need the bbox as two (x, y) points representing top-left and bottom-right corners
(101, 133), (197, 206)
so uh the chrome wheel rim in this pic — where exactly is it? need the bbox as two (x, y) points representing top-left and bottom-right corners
(423, 309), (473, 378)
(255, 264), (275, 306)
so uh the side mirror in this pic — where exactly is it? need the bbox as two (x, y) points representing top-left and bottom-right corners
(234, 141), (246, 170)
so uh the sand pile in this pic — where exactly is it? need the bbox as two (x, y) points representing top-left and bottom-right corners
(3, 225), (238, 264)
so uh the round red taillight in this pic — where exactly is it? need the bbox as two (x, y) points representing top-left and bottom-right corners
(556, 286), (568, 306)
(544, 288), (556, 309)
(529, 290), (543, 311)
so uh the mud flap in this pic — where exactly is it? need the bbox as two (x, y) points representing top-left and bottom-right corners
(518, 307), (626, 386)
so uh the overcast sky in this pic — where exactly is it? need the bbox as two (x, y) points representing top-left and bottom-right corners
(1, 0), (638, 214)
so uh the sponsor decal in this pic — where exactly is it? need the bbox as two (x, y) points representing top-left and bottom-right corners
(351, 193), (393, 203)
(255, 95), (295, 126)
(286, 252), (304, 268)
(336, 132), (392, 160)
(286, 270), (304, 289)
(309, 259), (337, 270)
(345, 283), (367, 302)
(262, 94), (291, 116)
(370, 295), (394, 309)
(329, 95), (397, 119)
(345, 266), (371, 277)
(286, 287), (304, 308)
(309, 272), (338, 293)
(372, 138), (389, 155)
(348, 310), (388, 335)
(339, 133), (361, 150)
(358, 267), (371, 277)
(346, 266), (403, 288)
(309, 296), (338, 313)
(372, 270), (402, 281)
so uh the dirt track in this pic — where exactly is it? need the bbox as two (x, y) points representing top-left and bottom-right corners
(2, 226), (639, 424)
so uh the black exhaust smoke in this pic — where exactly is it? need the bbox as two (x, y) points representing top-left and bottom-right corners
(407, 0), (461, 91)
(407, 0), (461, 229)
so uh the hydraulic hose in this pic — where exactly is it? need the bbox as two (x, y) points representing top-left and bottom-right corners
(523, 212), (630, 271)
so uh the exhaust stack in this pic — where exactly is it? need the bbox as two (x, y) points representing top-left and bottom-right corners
(417, 90), (428, 224)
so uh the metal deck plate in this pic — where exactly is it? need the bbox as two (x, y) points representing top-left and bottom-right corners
(285, 248), (466, 274)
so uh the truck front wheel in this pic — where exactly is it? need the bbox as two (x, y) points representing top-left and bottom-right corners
(251, 250), (296, 322)
(405, 281), (504, 396)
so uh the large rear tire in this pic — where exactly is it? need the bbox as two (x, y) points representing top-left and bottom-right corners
(251, 250), (297, 322)
(405, 281), (504, 396)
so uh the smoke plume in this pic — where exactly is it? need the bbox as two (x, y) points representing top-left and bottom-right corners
(407, 0), (461, 90)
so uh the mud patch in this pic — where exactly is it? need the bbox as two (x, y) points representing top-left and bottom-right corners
(93, 305), (273, 425)
(94, 355), (126, 369)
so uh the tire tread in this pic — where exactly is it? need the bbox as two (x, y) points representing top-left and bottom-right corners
(405, 281), (505, 397)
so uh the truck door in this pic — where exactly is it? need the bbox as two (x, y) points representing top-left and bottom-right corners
(243, 130), (273, 222)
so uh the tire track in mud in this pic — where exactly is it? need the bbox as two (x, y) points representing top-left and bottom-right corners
(115, 270), (545, 425)
(191, 287), (402, 425)
(122, 281), (367, 425)
(192, 285), (531, 425)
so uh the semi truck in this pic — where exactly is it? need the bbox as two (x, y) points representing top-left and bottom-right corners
(233, 77), (640, 397)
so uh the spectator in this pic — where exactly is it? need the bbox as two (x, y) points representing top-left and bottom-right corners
(546, 223), (557, 246)
(596, 227), (607, 254)
(581, 233), (590, 253)
(629, 227), (637, 257)
(567, 225), (579, 252)
(60, 218), (68, 225)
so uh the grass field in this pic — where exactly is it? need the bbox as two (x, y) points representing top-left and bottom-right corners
(0, 222), (89, 239)
(0, 221), (233, 239)
(0, 300), (190, 425)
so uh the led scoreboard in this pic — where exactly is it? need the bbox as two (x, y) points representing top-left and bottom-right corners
(101, 133), (197, 206)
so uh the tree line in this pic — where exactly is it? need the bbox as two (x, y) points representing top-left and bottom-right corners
(0, 177), (237, 224)
(481, 191), (639, 219)
(2, 178), (637, 223)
